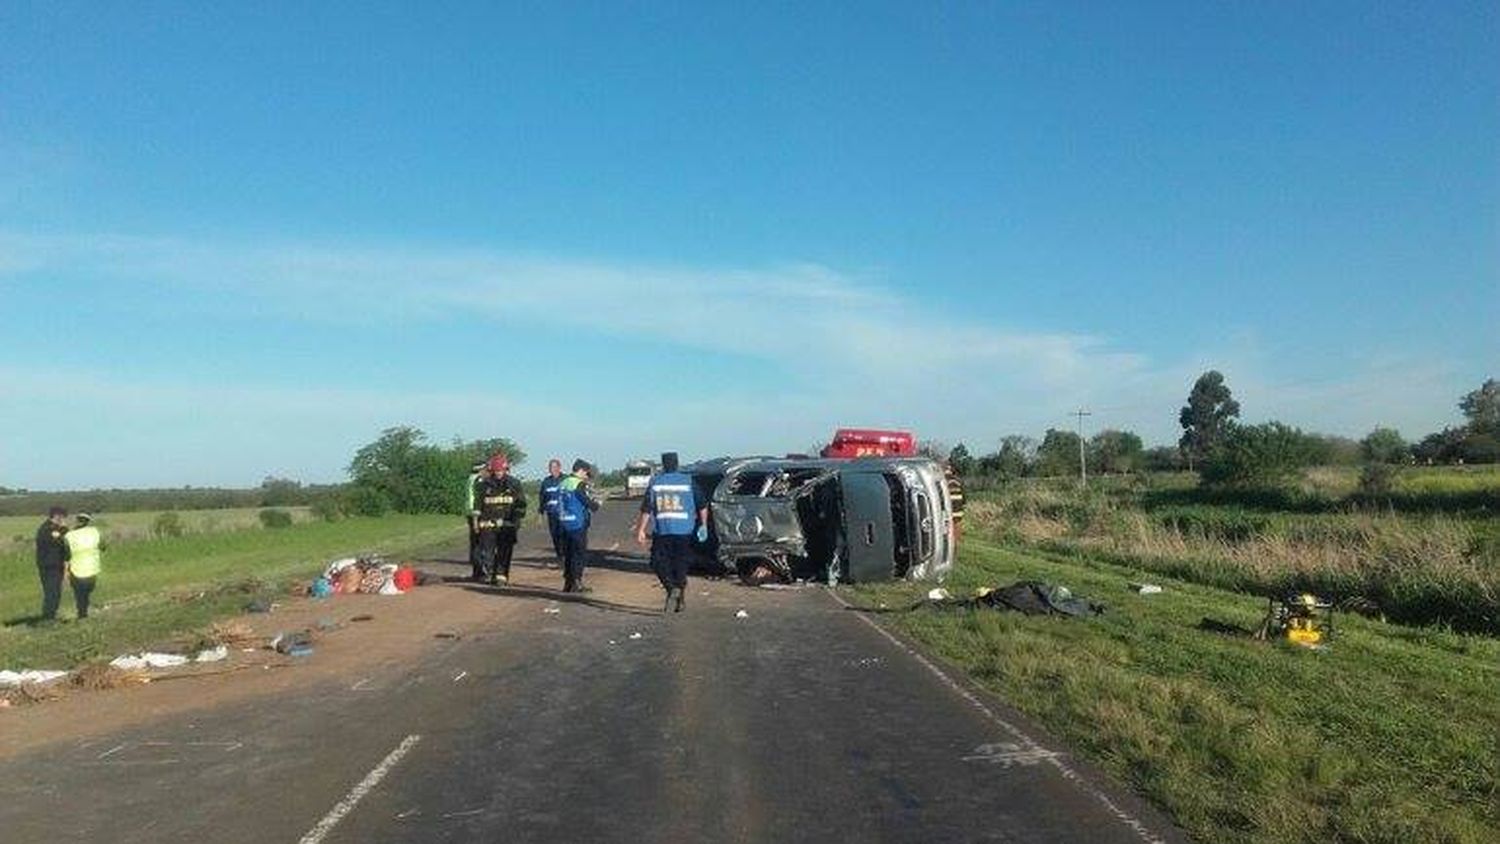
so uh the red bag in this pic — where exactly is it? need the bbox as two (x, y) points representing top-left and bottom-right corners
(393, 567), (417, 592)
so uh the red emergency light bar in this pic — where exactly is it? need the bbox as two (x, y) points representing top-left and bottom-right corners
(821, 428), (917, 459)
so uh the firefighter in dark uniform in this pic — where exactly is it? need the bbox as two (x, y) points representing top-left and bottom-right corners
(538, 458), (566, 566)
(635, 452), (707, 613)
(474, 454), (527, 585)
(466, 461), (485, 580)
(34, 506), (70, 621)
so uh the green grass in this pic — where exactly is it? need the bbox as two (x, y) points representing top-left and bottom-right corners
(0, 514), (461, 669)
(0, 507), (315, 555)
(854, 540), (1500, 844)
(967, 470), (1500, 633)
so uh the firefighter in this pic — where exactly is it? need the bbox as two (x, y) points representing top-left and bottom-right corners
(635, 452), (707, 613)
(537, 458), (566, 566)
(64, 513), (104, 619)
(556, 459), (600, 593)
(34, 506), (70, 621)
(474, 454), (527, 585)
(465, 460), (485, 580)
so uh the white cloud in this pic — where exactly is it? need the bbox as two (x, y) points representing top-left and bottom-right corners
(0, 229), (1476, 486)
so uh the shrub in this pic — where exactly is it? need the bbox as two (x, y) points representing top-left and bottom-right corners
(1358, 462), (1397, 498)
(258, 508), (294, 529)
(1201, 422), (1318, 489)
(151, 511), (185, 539)
(345, 485), (392, 517)
(309, 497), (343, 522)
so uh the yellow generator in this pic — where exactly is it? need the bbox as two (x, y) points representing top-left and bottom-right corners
(1258, 593), (1334, 648)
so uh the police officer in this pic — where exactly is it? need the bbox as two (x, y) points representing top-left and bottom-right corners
(556, 459), (600, 593)
(537, 458), (566, 566)
(64, 512), (104, 619)
(34, 506), (70, 621)
(465, 461), (485, 580)
(635, 452), (707, 613)
(474, 454), (527, 585)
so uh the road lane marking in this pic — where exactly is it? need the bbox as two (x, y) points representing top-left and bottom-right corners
(826, 589), (1170, 844)
(298, 734), (422, 844)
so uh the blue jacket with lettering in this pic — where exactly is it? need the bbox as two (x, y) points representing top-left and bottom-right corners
(646, 472), (699, 537)
(557, 475), (598, 533)
(539, 475), (563, 519)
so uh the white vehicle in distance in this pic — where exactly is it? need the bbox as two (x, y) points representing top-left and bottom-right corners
(624, 460), (658, 499)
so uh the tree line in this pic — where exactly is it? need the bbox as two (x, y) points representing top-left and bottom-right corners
(947, 374), (1500, 487)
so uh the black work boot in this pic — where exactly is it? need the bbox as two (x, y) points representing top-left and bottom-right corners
(674, 586), (686, 613)
(663, 587), (677, 613)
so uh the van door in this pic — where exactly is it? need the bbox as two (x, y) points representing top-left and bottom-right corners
(839, 471), (895, 582)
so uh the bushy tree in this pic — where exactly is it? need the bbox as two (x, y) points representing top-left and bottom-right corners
(259, 476), (304, 507)
(1035, 428), (1083, 477)
(1412, 427), (1468, 464)
(947, 443), (976, 476)
(1305, 434), (1362, 466)
(349, 427), (525, 515)
(1088, 429), (1144, 474)
(1179, 370), (1240, 469)
(1459, 378), (1499, 437)
(977, 435), (1035, 478)
(1361, 427), (1409, 464)
(1143, 446), (1186, 472)
(1200, 422), (1318, 488)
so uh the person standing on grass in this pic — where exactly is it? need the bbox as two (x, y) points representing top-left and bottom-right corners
(34, 506), (70, 622)
(538, 458), (567, 566)
(556, 459), (601, 593)
(474, 453), (527, 586)
(635, 452), (707, 614)
(64, 513), (104, 619)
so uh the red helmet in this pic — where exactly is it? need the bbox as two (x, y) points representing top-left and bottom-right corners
(487, 454), (510, 473)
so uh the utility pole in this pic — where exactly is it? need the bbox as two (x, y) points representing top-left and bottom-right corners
(1073, 408), (1092, 486)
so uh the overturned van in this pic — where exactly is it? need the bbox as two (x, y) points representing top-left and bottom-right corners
(711, 457), (956, 585)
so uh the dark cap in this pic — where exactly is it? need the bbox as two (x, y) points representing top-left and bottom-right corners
(48, 505), (67, 517)
(571, 459), (592, 474)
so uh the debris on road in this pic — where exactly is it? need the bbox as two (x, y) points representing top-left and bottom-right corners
(272, 631), (314, 655)
(195, 646), (229, 663)
(734, 609), (749, 619)
(543, 606), (561, 615)
(0, 670), (69, 688)
(109, 652), (189, 670)
(350, 614), (374, 622)
(628, 632), (643, 640)
(322, 556), (426, 596)
(434, 630), (462, 640)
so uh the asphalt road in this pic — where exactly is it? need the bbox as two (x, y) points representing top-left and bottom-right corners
(0, 501), (1186, 843)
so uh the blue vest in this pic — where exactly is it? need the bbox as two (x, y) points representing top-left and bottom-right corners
(647, 472), (698, 537)
(558, 476), (591, 532)
(540, 475), (563, 515)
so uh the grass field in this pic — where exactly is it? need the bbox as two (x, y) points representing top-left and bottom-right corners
(0, 507), (315, 555)
(965, 467), (1500, 633)
(0, 514), (460, 670)
(854, 539), (1500, 844)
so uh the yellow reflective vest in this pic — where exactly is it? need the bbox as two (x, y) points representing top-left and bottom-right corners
(65, 526), (102, 578)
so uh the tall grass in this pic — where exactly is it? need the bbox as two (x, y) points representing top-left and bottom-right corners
(965, 477), (1500, 633)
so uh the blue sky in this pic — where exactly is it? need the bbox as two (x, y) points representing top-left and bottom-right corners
(2, 1), (1496, 488)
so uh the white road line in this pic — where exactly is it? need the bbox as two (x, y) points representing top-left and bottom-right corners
(298, 734), (422, 844)
(826, 589), (1170, 844)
